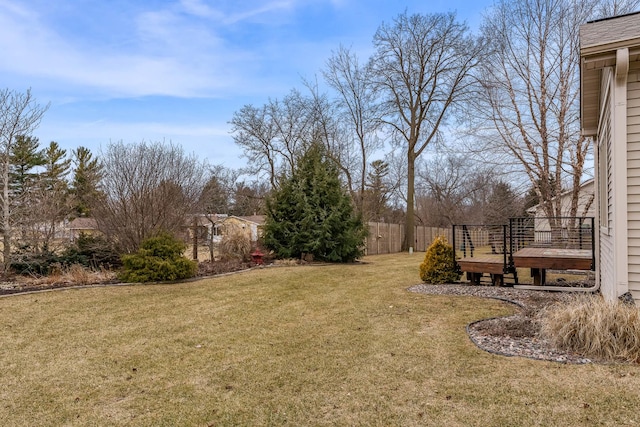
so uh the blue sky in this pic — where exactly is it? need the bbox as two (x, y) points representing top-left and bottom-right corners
(0, 0), (493, 170)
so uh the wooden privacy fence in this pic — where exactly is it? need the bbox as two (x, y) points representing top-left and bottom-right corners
(365, 222), (451, 255)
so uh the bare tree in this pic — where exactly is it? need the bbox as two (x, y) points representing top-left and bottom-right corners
(95, 141), (208, 253)
(323, 46), (383, 214)
(473, 0), (639, 227)
(593, 0), (640, 17)
(197, 165), (239, 260)
(0, 89), (48, 269)
(231, 89), (316, 189)
(416, 154), (492, 227)
(370, 11), (483, 250)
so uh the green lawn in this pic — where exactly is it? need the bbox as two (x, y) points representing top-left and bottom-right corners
(1, 253), (639, 426)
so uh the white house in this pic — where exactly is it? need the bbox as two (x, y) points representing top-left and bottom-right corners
(580, 12), (640, 302)
(526, 179), (595, 219)
(525, 179), (595, 246)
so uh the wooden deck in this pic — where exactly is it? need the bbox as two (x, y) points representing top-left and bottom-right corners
(457, 255), (505, 274)
(511, 247), (593, 270)
(511, 247), (593, 285)
(457, 255), (507, 286)
(456, 247), (594, 287)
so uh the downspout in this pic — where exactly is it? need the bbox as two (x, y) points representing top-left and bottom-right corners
(613, 47), (629, 299)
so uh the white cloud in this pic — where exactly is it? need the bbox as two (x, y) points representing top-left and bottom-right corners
(0, 1), (301, 99)
(222, 0), (296, 24)
(178, 0), (222, 19)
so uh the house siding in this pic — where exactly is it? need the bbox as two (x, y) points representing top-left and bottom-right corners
(628, 65), (640, 300)
(599, 68), (616, 301)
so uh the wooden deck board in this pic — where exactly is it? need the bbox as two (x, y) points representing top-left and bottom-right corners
(457, 255), (506, 274)
(512, 247), (593, 270)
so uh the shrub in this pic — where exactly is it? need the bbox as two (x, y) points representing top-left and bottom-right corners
(538, 295), (640, 364)
(219, 231), (251, 261)
(10, 235), (122, 276)
(419, 236), (460, 284)
(60, 234), (122, 270)
(119, 233), (197, 283)
(10, 249), (61, 276)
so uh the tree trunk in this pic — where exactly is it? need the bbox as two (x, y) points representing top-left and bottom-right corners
(405, 151), (415, 251)
(3, 159), (11, 271)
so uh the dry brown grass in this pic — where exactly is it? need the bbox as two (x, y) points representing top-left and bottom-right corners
(539, 295), (640, 363)
(1, 253), (640, 426)
(14, 264), (116, 287)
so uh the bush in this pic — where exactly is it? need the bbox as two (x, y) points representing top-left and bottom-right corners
(119, 233), (197, 283)
(538, 295), (640, 364)
(419, 236), (460, 284)
(60, 234), (122, 270)
(219, 231), (251, 261)
(10, 235), (122, 276)
(10, 249), (61, 276)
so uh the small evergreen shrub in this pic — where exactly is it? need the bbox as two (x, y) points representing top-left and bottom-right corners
(10, 235), (122, 276)
(119, 232), (197, 283)
(419, 236), (460, 284)
(60, 234), (122, 270)
(10, 246), (61, 275)
(539, 295), (640, 364)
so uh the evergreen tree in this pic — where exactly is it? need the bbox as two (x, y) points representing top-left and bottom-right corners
(9, 135), (45, 243)
(70, 146), (102, 217)
(40, 141), (71, 190)
(362, 159), (391, 222)
(9, 135), (44, 203)
(264, 143), (366, 262)
(37, 141), (71, 247)
(483, 181), (522, 224)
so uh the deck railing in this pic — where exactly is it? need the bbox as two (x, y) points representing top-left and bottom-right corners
(453, 217), (595, 273)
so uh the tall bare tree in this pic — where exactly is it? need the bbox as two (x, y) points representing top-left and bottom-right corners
(473, 0), (639, 226)
(370, 12), (482, 250)
(323, 46), (383, 215)
(95, 141), (208, 253)
(0, 89), (48, 269)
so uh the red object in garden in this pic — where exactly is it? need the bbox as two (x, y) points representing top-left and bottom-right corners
(251, 249), (264, 265)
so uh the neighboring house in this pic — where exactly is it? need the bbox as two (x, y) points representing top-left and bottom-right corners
(225, 215), (265, 243)
(580, 12), (640, 302)
(67, 218), (99, 241)
(525, 179), (595, 246)
(187, 214), (265, 244)
(526, 179), (595, 219)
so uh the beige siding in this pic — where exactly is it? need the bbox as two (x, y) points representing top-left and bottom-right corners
(599, 68), (616, 300)
(628, 69), (640, 297)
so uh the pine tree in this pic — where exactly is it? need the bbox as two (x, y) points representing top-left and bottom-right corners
(37, 141), (71, 248)
(264, 143), (366, 262)
(9, 135), (45, 244)
(70, 146), (102, 217)
(363, 159), (391, 222)
(483, 181), (522, 225)
(9, 135), (44, 203)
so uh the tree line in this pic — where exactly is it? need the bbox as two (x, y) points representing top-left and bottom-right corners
(0, 89), (268, 271)
(231, 0), (639, 249)
(2, 0), (639, 269)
